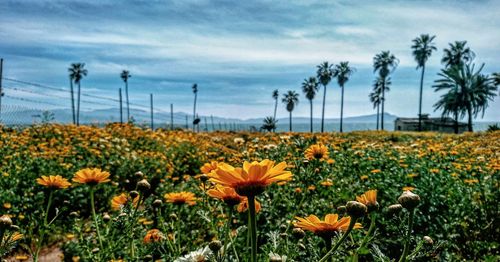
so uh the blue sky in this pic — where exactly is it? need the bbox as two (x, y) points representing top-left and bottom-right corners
(1, 0), (499, 120)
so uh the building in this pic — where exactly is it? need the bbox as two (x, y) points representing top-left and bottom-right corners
(394, 114), (468, 133)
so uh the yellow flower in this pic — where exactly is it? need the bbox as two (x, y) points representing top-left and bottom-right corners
(15, 255), (29, 261)
(111, 193), (140, 211)
(320, 179), (334, 187)
(304, 144), (329, 161)
(360, 175), (369, 181)
(72, 168), (111, 185)
(237, 198), (262, 213)
(464, 179), (479, 185)
(370, 169), (381, 174)
(402, 186), (415, 191)
(143, 229), (165, 244)
(356, 190), (379, 212)
(200, 161), (219, 175)
(3, 203), (11, 209)
(407, 173), (418, 178)
(294, 214), (362, 239)
(36, 175), (72, 189)
(164, 192), (197, 206)
(207, 185), (244, 206)
(208, 160), (292, 197)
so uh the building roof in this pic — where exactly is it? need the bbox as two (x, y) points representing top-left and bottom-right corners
(395, 117), (467, 126)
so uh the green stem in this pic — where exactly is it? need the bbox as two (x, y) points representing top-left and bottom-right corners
(353, 213), (377, 262)
(248, 195), (258, 262)
(319, 217), (358, 262)
(34, 190), (54, 262)
(130, 194), (144, 258)
(90, 188), (104, 251)
(222, 207), (233, 259)
(398, 209), (415, 262)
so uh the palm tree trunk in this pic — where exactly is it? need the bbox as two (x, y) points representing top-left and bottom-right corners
(125, 81), (130, 121)
(289, 111), (292, 132)
(273, 99), (278, 132)
(193, 93), (197, 131)
(467, 105), (473, 132)
(454, 111), (458, 134)
(76, 82), (81, 126)
(340, 84), (345, 133)
(418, 65), (425, 131)
(69, 77), (75, 125)
(376, 104), (380, 130)
(381, 79), (385, 131)
(310, 100), (313, 133)
(321, 84), (327, 132)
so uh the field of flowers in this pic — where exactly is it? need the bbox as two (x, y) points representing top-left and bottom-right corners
(0, 124), (499, 261)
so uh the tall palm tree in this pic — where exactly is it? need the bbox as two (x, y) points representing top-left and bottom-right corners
(492, 72), (500, 87)
(411, 34), (437, 131)
(192, 84), (198, 131)
(120, 70), (132, 121)
(282, 90), (299, 132)
(373, 51), (399, 130)
(316, 62), (334, 132)
(441, 41), (475, 69)
(272, 89), (279, 132)
(68, 67), (77, 124)
(334, 62), (355, 133)
(433, 63), (497, 132)
(301, 77), (319, 132)
(69, 63), (87, 126)
(370, 77), (391, 130)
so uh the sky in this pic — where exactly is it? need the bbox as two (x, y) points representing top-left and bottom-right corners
(1, 0), (499, 121)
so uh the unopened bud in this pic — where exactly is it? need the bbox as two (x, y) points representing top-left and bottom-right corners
(135, 171), (144, 177)
(398, 191), (420, 210)
(69, 212), (79, 217)
(387, 204), (403, 215)
(423, 236), (433, 245)
(169, 213), (178, 221)
(292, 228), (306, 240)
(129, 190), (139, 199)
(0, 215), (13, 228)
(279, 233), (288, 239)
(92, 248), (100, 253)
(209, 240), (222, 252)
(153, 199), (163, 208)
(102, 213), (111, 222)
(137, 179), (151, 191)
(10, 225), (20, 231)
(279, 224), (288, 232)
(346, 201), (367, 218)
(337, 205), (347, 214)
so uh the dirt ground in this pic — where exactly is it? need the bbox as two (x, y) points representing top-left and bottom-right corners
(6, 247), (63, 262)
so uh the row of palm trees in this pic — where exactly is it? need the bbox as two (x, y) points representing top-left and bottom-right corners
(67, 63), (132, 125)
(266, 34), (498, 133)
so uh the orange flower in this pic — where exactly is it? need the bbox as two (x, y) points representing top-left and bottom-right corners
(200, 161), (219, 175)
(208, 160), (292, 197)
(356, 190), (379, 212)
(143, 229), (164, 243)
(164, 192), (197, 206)
(72, 168), (111, 185)
(320, 179), (334, 187)
(237, 198), (261, 213)
(294, 214), (362, 239)
(402, 186), (415, 191)
(111, 193), (140, 211)
(207, 185), (244, 206)
(36, 175), (72, 189)
(304, 144), (329, 161)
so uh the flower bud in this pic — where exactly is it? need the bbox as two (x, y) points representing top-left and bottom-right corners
(135, 171), (144, 177)
(10, 225), (20, 231)
(69, 212), (79, 217)
(169, 213), (178, 221)
(209, 240), (222, 252)
(92, 248), (100, 253)
(102, 213), (111, 222)
(398, 191), (420, 210)
(152, 199), (163, 208)
(387, 204), (403, 215)
(423, 236), (433, 245)
(137, 179), (151, 191)
(279, 233), (288, 239)
(143, 255), (153, 260)
(291, 228), (306, 240)
(346, 201), (367, 218)
(129, 190), (139, 199)
(279, 224), (288, 232)
(0, 215), (13, 228)
(199, 174), (209, 182)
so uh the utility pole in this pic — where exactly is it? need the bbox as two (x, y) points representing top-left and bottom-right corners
(150, 93), (154, 130)
(119, 88), (123, 124)
(0, 58), (3, 120)
(204, 117), (208, 131)
(210, 115), (215, 131)
(170, 103), (174, 130)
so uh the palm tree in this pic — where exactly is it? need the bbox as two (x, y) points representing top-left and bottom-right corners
(272, 89), (279, 132)
(334, 62), (355, 133)
(411, 34), (437, 131)
(69, 63), (87, 126)
(282, 90), (299, 132)
(373, 51), (399, 130)
(370, 77), (391, 130)
(301, 77), (319, 133)
(67, 67), (77, 124)
(316, 62), (334, 132)
(492, 72), (500, 87)
(192, 84), (198, 131)
(120, 70), (132, 121)
(261, 116), (278, 132)
(441, 41), (475, 69)
(433, 63), (497, 132)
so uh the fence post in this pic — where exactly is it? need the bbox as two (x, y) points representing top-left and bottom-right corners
(185, 115), (188, 129)
(150, 93), (154, 130)
(170, 103), (174, 130)
(119, 88), (123, 124)
(210, 115), (215, 131)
